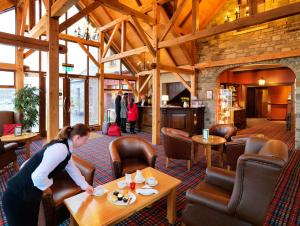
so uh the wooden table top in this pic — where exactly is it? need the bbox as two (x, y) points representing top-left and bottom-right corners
(191, 135), (226, 146)
(64, 167), (182, 226)
(0, 132), (38, 142)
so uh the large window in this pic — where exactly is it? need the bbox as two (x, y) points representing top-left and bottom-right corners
(0, 71), (14, 86)
(89, 78), (98, 125)
(0, 88), (15, 111)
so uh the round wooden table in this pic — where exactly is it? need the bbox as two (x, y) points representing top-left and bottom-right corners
(1, 133), (38, 159)
(192, 135), (226, 168)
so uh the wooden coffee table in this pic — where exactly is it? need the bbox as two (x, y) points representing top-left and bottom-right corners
(192, 135), (226, 168)
(64, 167), (182, 226)
(0, 133), (38, 159)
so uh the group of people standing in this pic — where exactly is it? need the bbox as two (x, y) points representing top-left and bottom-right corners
(115, 91), (138, 134)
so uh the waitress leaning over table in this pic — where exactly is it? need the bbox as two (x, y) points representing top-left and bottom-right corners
(2, 123), (94, 226)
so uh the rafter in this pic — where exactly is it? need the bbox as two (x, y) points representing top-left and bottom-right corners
(59, 1), (102, 32)
(130, 16), (155, 57)
(51, 0), (80, 18)
(77, 42), (101, 68)
(101, 46), (148, 63)
(174, 73), (191, 92)
(95, 0), (155, 24)
(159, 1), (300, 49)
(99, 15), (129, 32)
(159, 64), (194, 74)
(28, 15), (47, 38)
(124, 78), (138, 96)
(59, 33), (100, 47)
(159, 0), (187, 41)
(102, 23), (121, 58)
(139, 74), (152, 93)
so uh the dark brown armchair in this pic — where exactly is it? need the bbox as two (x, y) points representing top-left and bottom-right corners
(209, 124), (237, 142)
(182, 139), (288, 226)
(109, 136), (157, 179)
(0, 111), (23, 136)
(0, 140), (19, 170)
(161, 127), (194, 170)
(225, 135), (268, 170)
(41, 155), (95, 226)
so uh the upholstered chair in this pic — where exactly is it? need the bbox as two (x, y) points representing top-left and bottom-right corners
(161, 127), (194, 170)
(109, 136), (157, 179)
(209, 124), (237, 142)
(0, 139), (19, 170)
(41, 155), (95, 226)
(0, 111), (23, 136)
(225, 135), (268, 170)
(182, 139), (288, 226)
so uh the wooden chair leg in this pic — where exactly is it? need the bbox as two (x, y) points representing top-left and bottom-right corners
(187, 160), (191, 171)
(165, 157), (169, 168)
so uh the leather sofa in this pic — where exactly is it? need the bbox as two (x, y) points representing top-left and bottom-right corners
(41, 155), (95, 226)
(0, 140), (18, 170)
(109, 136), (157, 179)
(225, 135), (268, 170)
(161, 127), (194, 170)
(209, 124), (237, 142)
(0, 111), (23, 136)
(182, 138), (288, 226)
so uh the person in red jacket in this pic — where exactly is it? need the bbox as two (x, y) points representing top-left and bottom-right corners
(127, 98), (138, 134)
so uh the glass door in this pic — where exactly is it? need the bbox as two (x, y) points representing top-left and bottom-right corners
(70, 78), (85, 125)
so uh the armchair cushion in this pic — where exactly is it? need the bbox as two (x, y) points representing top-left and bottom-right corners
(205, 167), (235, 192)
(209, 124), (237, 142)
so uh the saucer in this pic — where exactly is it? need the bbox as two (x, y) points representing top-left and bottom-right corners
(134, 177), (145, 183)
(147, 180), (158, 187)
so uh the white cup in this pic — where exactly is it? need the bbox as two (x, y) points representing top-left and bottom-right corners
(147, 177), (157, 186)
(125, 173), (132, 185)
(136, 170), (142, 178)
(94, 186), (105, 196)
(117, 181), (127, 189)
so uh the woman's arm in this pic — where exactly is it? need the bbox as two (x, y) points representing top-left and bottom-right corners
(31, 143), (68, 191)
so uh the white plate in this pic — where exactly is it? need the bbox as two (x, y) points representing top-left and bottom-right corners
(93, 187), (109, 197)
(107, 191), (136, 206)
(134, 177), (145, 183)
(136, 188), (159, 196)
(147, 180), (158, 187)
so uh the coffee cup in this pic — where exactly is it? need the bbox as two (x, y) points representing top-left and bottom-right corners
(147, 177), (157, 186)
(125, 173), (132, 185)
(93, 186), (105, 196)
(117, 181), (127, 189)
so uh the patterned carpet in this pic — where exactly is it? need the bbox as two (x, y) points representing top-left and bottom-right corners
(0, 118), (298, 226)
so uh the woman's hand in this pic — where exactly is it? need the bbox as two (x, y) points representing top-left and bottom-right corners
(85, 185), (94, 195)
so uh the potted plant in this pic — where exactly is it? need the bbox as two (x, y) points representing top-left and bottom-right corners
(14, 85), (39, 131)
(181, 97), (190, 108)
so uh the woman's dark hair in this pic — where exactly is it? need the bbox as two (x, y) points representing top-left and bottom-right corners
(130, 98), (134, 108)
(56, 123), (90, 140)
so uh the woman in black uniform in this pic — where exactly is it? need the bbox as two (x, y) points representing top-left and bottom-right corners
(2, 123), (94, 226)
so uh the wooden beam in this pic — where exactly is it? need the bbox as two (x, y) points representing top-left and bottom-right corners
(28, 0), (36, 29)
(99, 32), (104, 127)
(23, 49), (35, 58)
(102, 73), (137, 81)
(121, 20), (126, 52)
(99, 15), (129, 32)
(59, 1), (102, 32)
(159, 1), (300, 49)
(124, 78), (138, 96)
(139, 74), (152, 93)
(174, 73), (191, 92)
(159, 0), (186, 41)
(195, 49), (300, 69)
(101, 46), (148, 63)
(51, 0), (80, 18)
(95, 0), (155, 24)
(0, 63), (16, 71)
(191, 0), (199, 65)
(0, 31), (67, 53)
(159, 64), (194, 74)
(59, 33), (100, 47)
(136, 70), (152, 76)
(28, 15), (47, 38)
(152, 2), (160, 145)
(102, 23), (121, 58)
(191, 72), (196, 97)
(77, 42), (101, 68)
(130, 16), (155, 57)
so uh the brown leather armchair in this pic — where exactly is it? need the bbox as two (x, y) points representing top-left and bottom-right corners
(0, 139), (19, 170)
(209, 124), (237, 142)
(109, 136), (157, 179)
(161, 127), (194, 170)
(182, 139), (288, 226)
(41, 155), (95, 226)
(0, 111), (23, 136)
(225, 135), (268, 170)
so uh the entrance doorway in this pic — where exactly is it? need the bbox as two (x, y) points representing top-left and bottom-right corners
(246, 87), (268, 118)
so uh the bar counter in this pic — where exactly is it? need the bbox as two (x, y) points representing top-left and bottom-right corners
(137, 106), (205, 134)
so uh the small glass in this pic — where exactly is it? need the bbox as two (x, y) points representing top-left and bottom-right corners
(130, 181), (136, 190)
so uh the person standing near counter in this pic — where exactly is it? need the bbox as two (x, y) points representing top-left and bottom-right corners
(137, 94), (148, 107)
(128, 97), (138, 134)
(120, 93), (128, 133)
(115, 90), (122, 126)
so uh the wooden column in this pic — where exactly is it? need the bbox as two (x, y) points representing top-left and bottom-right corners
(99, 32), (105, 126)
(136, 75), (140, 102)
(16, 7), (24, 90)
(152, 2), (160, 144)
(191, 70), (197, 97)
(46, 0), (60, 141)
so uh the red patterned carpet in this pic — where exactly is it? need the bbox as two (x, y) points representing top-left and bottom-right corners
(0, 118), (297, 226)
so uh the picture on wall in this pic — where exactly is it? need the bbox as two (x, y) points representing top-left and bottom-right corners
(206, 90), (213, 100)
